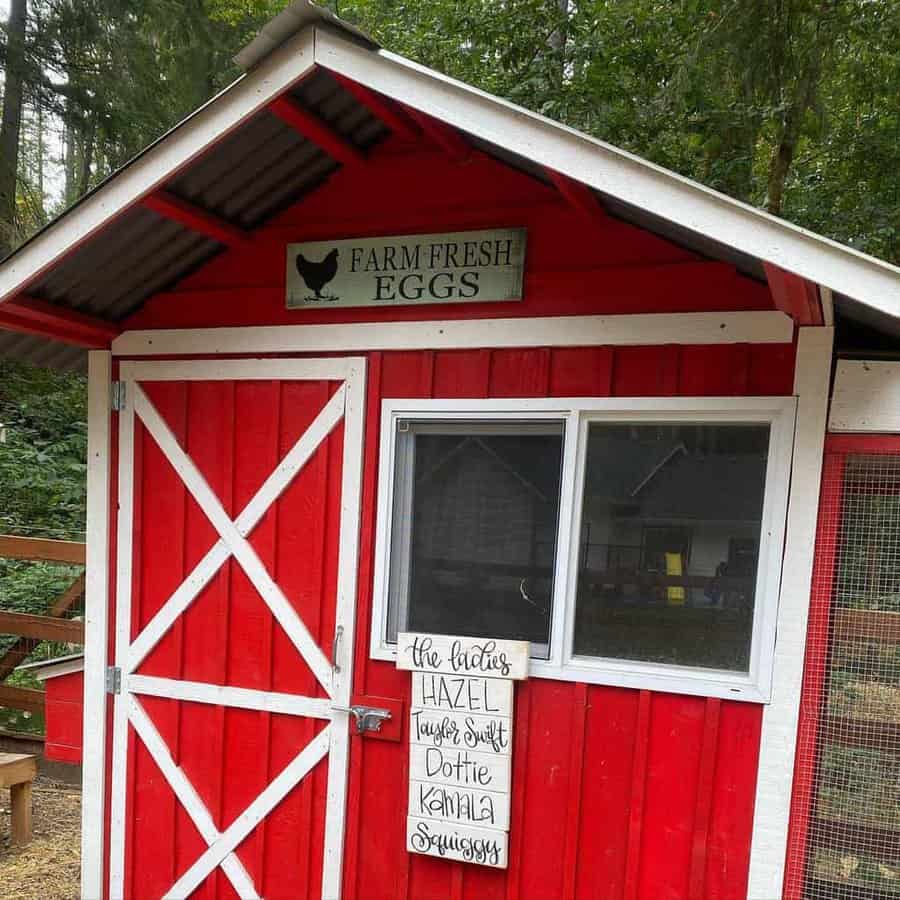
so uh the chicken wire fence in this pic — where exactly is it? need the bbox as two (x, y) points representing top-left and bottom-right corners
(786, 447), (900, 900)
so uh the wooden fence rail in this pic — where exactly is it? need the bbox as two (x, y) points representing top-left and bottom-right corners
(0, 611), (84, 644)
(0, 535), (86, 716)
(0, 535), (86, 565)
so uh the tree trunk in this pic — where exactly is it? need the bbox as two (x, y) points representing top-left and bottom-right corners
(0, 0), (28, 258)
(765, 37), (824, 216)
(77, 113), (95, 198)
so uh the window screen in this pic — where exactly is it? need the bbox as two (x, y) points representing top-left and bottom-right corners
(572, 422), (770, 671)
(386, 420), (565, 656)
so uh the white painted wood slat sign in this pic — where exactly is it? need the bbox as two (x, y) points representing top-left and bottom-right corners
(398, 632), (528, 869)
(397, 632), (529, 679)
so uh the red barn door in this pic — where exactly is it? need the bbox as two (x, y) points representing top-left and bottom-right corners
(108, 358), (365, 900)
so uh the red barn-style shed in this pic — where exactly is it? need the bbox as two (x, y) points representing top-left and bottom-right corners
(18, 654), (85, 764)
(1, 4), (899, 899)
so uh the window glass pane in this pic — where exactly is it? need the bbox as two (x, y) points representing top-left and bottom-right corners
(573, 422), (770, 671)
(388, 421), (564, 656)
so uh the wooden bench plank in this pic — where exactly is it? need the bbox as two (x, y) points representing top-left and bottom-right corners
(0, 752), (37, 788)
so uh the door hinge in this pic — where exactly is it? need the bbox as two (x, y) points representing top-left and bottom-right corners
(105, 666), (122, 695)
(111, 381), (126, 411)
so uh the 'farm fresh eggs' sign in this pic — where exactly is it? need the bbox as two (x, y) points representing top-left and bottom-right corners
(286, 228), (526, 309)
(397, 632), (529, 869)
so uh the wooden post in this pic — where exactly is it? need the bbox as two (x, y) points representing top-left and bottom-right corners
(10, 779), (32, 844)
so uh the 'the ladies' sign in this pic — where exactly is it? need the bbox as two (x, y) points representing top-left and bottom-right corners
(397, 632), (528, 868)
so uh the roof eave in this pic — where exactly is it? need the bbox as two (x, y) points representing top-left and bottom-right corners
(313, 29), (900, 318)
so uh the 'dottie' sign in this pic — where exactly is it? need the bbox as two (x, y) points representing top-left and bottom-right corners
(397, 632), (528, 869)
(286, 228), (526, 309)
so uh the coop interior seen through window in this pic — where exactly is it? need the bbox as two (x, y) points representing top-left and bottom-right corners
(385, 415), (772, 673)
(386, 420), (564, 657)
(573, 422), (770, 671)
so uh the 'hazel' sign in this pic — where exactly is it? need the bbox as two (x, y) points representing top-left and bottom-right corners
(286, 228), (526, 309)
(397, 632), (528, 868)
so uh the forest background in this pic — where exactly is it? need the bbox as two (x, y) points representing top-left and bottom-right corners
(0, 0), (897, 668)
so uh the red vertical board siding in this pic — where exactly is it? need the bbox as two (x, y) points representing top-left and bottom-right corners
(44, 672), (85, 763)
(705, 701), (763, 900)
(106, 340), (792, 899)
(343, 344), (789, 900)
(108, 144), (795, 897)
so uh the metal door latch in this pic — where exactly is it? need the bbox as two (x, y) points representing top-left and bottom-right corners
(331, 704), (392, 735)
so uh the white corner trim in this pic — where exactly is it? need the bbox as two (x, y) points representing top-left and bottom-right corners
(315, 29), (900, 316)
(81, 350), (112, 900)
(829, 359), (900, 432)
(0, 28), (316, 304)
(748, 326), (834, 900)
(111, 311), (793, 357)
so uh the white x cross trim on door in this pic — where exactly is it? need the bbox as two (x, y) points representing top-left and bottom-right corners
(108, 358), (366, 900)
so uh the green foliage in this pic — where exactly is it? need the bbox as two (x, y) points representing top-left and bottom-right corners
(0, 359), (86, 652)
(0, 359), (86, 542)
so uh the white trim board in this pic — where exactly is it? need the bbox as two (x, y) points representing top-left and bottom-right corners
(112, 311), (793, 357)
(748, 326), (834, 900)
(313, 29), (900, 316)
(829, 359), (900, 432)
(80, 350), (112, 900)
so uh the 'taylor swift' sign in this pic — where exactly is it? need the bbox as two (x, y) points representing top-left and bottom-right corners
(286, 228), (526, 309)
(398, 632), (528, 869)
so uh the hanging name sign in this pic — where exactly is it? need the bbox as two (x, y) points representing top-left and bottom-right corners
(286, 228), (526, 309)
(397, 632), (528, 868)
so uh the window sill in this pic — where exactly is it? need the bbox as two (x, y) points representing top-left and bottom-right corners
(370, 641), (770, 703)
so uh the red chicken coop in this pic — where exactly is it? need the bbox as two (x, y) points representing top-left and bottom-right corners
(0, 3), (899, 899)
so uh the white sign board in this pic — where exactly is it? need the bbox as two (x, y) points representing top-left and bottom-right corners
(397, 633), (529, 680)
(409, 708), (512, 755)
(399, 632), (527, 869)
(407, 817), (508, 868)
(286, 228), (526, 309)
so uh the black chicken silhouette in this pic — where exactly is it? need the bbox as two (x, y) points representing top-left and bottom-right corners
(295, 248), (340, 300)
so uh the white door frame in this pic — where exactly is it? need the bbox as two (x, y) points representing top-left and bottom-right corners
(107, 356), (366, 900)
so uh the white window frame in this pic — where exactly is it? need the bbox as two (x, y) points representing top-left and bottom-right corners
(370, 396), (797, 703)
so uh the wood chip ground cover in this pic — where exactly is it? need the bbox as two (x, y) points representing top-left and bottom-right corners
(0, 777), (80, 900)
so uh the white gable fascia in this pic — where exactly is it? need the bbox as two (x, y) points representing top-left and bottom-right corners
(0, 28), (316, 305)
(314, 28), (900, 318)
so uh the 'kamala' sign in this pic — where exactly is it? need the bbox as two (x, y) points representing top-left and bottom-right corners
(286, 228), (526, 309)
(398, 632), (528, 869)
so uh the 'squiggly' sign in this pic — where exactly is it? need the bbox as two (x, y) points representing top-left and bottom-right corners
(398, 632), (528, 868)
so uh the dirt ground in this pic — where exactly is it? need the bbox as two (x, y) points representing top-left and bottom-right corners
(0, 777), (80, 900)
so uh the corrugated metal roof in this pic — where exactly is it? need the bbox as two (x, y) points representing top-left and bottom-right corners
(0, 67), (389, 371)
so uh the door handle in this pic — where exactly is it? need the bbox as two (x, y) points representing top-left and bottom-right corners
(331, 625), (343, 673)
(331, 704), (392, 735)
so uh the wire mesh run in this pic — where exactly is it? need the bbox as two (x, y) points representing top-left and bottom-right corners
(790, 450), (900, 900)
